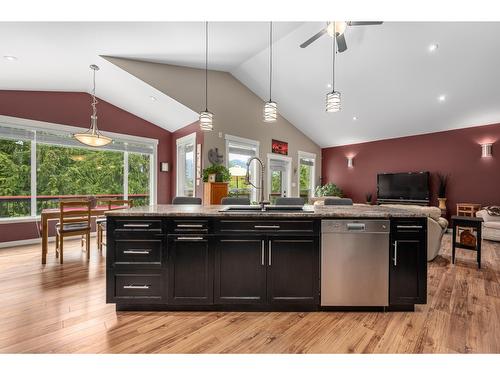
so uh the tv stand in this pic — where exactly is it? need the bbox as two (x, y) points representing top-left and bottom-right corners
(377, 199), (429, 206)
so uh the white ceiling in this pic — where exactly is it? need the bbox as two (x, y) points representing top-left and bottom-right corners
(1, 22), (500, 146)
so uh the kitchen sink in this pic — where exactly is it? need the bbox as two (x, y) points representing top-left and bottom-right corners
(219, 205), (312, 212)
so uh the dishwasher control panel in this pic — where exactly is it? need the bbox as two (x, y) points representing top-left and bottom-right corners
(321, 220), (390, 233)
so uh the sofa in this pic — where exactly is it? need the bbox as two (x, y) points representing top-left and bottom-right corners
(476, 209), (500, 241)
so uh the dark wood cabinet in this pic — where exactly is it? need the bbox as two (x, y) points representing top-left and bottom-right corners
(267, 237), (319, 305)
(167, 235), (213, 305)
(214, 237), (267, 304)
(389, 219), (427, 306)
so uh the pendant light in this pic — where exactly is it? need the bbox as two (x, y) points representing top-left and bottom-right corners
(199, 22), (214, 131)
(263, 21), (277, 122)
(73, 65), (112, 147)
(326, 22), (341, 113)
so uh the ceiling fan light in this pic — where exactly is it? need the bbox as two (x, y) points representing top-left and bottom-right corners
(199, 110), (214, 131)
(326, 91), (341, 112)
(327, 21), (347, 37)
(263, 101), (278, 122)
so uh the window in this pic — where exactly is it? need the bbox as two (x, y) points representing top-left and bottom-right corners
(298, 151), (316, 199)
(225, 135), (259, 202)
(0, 117), (157, 220)
(176, 133), (196, 197)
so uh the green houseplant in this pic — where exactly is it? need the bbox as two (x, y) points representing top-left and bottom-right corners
(314, 183), (343, 198)
(202, 164), (231, 183)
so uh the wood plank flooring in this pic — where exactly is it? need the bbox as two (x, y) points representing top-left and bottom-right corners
(0, 234), (499, 353)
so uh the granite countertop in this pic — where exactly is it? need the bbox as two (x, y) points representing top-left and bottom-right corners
(105, 204), (427, 218)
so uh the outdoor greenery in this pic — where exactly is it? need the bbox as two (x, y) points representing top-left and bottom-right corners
(299, 163), (311, 198)
(0, 139), (150, 218)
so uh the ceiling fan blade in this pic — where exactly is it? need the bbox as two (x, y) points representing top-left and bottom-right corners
(347, 21), (383, 26)
(299, 28), (327, 48)
(336, 33), (347, 52)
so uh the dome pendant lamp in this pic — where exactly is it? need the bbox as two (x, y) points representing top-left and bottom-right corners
(199, 22), (214, 131)
(263, 21), (278, 123)
(73, 65), (112, 147)
(326, 22), (341, 113)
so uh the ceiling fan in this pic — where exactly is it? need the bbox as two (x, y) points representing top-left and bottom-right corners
(299, 21), (383, 52)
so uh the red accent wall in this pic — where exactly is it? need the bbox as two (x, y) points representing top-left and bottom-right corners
(0, 90), (173, 243)
(321, 123), (500, 214)
(171, 121), (205, 199)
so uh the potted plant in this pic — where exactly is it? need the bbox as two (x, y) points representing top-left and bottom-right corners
(202, 164), (231, 183)
(314, 183), (343, 198)
(365, 193), (373, 205)
(437, 173), (448, 210)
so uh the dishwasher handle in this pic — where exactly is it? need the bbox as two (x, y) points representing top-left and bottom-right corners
(347, 223), (366, 231)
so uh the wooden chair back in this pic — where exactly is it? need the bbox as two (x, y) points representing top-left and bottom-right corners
(59, 200), (91, 230)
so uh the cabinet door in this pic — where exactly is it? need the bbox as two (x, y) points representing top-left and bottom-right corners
(267, 237), (319, 305)
(390, 222), (427, 305)
(214, 237), (267, 304)
(168, 235), (213, 305)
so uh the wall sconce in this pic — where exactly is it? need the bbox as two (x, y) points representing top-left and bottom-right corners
(347, 156), (354, 168)
(481, 143), (492, 158)
(160, 162), (169, 172)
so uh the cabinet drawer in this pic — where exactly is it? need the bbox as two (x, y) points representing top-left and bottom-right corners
(114, 239), (162, 265)
(392, 219), (427, 236)
(113, 219), (162, 232)
(114, 273), (162, 298)
(171, 219), (209, 233)
(217, 220), (315, 233)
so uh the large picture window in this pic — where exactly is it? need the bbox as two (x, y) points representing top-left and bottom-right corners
(298, 151), (316, 200)
(225, 135), (259, 202)
(0, 117), (157, 220)
(176, 133), (196, 197)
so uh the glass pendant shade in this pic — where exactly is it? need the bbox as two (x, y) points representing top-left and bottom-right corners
(263, 101), (277, 122)
(326, 91), (341, 112)
(199, 110), (214, 131)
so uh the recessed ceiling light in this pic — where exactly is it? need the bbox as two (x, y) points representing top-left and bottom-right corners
(3, 55), (17, 61)
(352, 116), (358, 121)
(150, 96), (157, 101)
(438, 95), (446, 102)
(428, 43), (439, 52)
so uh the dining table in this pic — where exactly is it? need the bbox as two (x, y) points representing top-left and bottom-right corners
(40, 205), (112, 264)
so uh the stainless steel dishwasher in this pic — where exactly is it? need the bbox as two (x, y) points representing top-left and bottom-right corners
(321, 220), (390, 307)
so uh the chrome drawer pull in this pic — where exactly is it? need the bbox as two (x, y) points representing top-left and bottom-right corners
(254, 225), (280, 229)
(261, 240), (265, 266)
(397, 225), (423, 229)
(268, 240), (272, 266)
(123, 284), (150, 289)
(177, 224), (203, 228)
(176, 237), (204, 241)
(123, 223), (151, 228)
(393, 241), (398, 266)
(123, 250), (150, 255)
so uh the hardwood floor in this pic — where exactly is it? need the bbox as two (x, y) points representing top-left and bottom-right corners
(0, 234), (499, 353)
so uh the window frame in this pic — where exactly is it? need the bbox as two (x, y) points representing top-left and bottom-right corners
(224, 134), (260, 202)
(0, 115), (158, 222)
(297, 150), (317, 199)
(175, 132), (197, 197)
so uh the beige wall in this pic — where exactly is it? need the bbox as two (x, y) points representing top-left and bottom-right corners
(106, 57), (321, 199)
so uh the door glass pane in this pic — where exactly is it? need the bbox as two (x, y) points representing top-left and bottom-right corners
(299, 156), (315, 199)
(0, 139), (31, 217)
(228, 152), (254, 200)
(36, 144), (124, 213)
(270, 170), (282, 204)
(128, 153), (150, 206)
(183, 143), (194, 197)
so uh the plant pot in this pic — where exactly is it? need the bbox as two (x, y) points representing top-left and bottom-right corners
(208, 174), (216, 183)
(438, 197), (447, 210)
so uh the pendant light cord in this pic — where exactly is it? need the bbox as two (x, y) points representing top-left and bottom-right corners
(269, 21), (273, 102)
(205, 21), (208, 112)
(332, 22), (336, 93)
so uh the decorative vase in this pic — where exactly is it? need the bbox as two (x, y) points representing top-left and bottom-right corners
(438, 197), (447, 210)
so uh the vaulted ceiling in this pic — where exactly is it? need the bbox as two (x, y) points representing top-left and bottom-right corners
(2, 22), (500, 147)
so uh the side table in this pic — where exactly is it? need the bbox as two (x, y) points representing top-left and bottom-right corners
(450, 215), (483, 268)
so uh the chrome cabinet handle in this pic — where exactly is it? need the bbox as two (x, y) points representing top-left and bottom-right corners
(347, 223), (365, 231)
(397, 225), (422, 229)
(261, 240), (265, 266)
(177, 224), (203, 228)
(268, 240), (272, 266)
(393, 241), (398, 266)
(254, 225), (280, 229)
(123, 284), (150, 289)
(176, 237), (204, 241)
(123, 223), (151, 228)
(123, 249), (151, 254)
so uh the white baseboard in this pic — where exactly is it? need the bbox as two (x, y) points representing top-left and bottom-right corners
(0, 233), (97, 249)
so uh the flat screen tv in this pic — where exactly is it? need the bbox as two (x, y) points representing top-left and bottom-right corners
(377, 171), (430, 202)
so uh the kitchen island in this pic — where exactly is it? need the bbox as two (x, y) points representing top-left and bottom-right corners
(105, 204), (427, 312)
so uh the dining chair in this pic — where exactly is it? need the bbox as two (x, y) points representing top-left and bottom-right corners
(172, 196), (202, 205)
(274, 197), (305, 206)
(97, 199), (133, 252)
(55, 200), (91, 264)
(220, 197), (251, 205)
